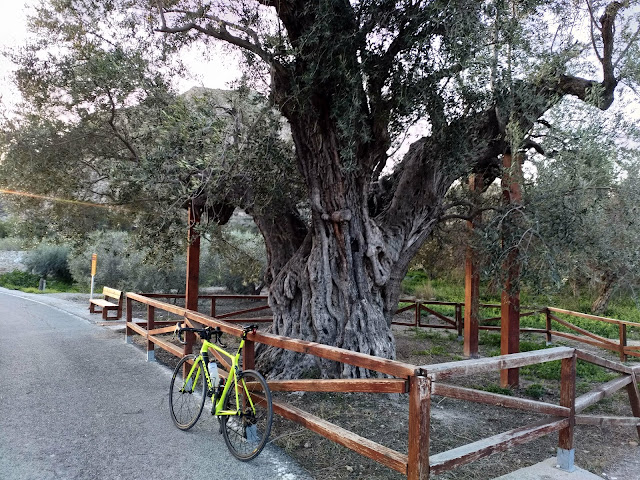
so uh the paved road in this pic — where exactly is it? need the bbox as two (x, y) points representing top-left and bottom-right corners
(0, 288), (310, 480)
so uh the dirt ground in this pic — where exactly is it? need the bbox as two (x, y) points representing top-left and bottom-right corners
(115, 297), (639, 480)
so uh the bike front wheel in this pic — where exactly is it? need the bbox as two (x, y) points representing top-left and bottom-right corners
(221, 369), (273, 461)
(169, 354), (207, 430)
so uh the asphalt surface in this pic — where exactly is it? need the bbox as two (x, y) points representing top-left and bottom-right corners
(0, 288), (311, 480)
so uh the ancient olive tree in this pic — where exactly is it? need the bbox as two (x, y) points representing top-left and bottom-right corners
(6, 0), (640, 377)
(146, 0), (639, 377)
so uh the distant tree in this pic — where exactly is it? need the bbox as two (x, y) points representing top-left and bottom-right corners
(524, 102), (640, 313)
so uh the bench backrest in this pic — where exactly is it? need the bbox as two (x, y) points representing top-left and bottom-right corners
(103, 286), (123, 302)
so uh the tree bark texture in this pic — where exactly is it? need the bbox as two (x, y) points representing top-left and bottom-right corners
(591, 271), (618, 315)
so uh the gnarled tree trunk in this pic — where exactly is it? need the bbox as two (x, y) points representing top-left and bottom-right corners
(256, 118), (453, 378)
(591, 271), (618, 315)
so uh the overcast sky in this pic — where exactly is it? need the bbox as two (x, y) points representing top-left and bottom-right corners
(0, 0), (33, 112)
(0, 1), (241, 115)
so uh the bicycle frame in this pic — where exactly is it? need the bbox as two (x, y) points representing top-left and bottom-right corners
(185, 335), (256, 417)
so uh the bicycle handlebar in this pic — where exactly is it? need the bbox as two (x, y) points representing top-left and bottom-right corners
(174, 323), (259, 345)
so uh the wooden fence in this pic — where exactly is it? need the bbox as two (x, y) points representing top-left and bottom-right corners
(124, 292), (640, 479)
(393, 301), (640, 361)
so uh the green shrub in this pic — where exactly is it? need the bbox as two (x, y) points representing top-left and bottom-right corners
(23, 243), (73, 282)
(479, 332), (502, 348)
(522, 359), (618, 382)
(402, 270), (429, 294)
(519, 340), (550, 352)
(524, 383), (545, 399)
(0, 237), (24, 251)
(0, 270), (40, 289)
(200, 230), (266, 294)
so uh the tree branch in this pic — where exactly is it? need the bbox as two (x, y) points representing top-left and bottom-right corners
(103, 88), (139, 162)
(586, 0), (604, 62)
(154, 0), (276, 67)
(545, 1), (624, 109)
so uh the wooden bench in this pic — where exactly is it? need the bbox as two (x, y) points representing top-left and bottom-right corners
(89, 287), (123, 320)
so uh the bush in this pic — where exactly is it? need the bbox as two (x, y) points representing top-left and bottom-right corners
(0, 270), (40, 289)
(524, 383), (545, 399)
(0, 237), (24, 251)
(23, 243), (73, 282)
(402, 270), (429, 294)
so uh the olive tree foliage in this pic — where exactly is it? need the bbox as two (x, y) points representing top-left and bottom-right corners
(4, 0), (640, 377)
(524, 101), (640, 313)
(0, 1), (299, 263)
(461, 98), (640, 312)
(67, 230), (188, 291)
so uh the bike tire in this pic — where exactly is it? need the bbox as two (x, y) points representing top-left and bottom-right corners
(221, 369), (273, 461)
(169, 354), (207, 430)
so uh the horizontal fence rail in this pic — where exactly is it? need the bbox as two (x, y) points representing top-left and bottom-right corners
(124, 293), (640, 479)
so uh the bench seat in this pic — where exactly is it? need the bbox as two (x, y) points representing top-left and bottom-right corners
(89, 287), (123, 320)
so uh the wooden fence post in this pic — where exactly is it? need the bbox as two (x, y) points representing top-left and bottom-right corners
(619, 323), (627, 362)
(415, 302), (421, 327)
(146, 305), (155, 362)
(407, 374), (431, 480)
(557, 352), (576, 472)
(545, 308), (552, 345)
(210, 297), (217, 318)
(464, 172), (482, 357)
(456, 304), (463, 340)
(125, 296), (133, 344)
(627, 374), (640, 440)
(243, 339), (255, 371)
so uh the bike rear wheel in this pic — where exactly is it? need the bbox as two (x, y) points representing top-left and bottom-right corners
(221, 369), (273, 460)
(169, 354), (206, 430)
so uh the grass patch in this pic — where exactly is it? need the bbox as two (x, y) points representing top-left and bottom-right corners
(522, 359), (618, 382)
(479, 332), (501, 348)
(0, 270), (84, 293)
(412, 328), (446, 341)
(524, 383), (545, 399)
(415, 345), (448, 356)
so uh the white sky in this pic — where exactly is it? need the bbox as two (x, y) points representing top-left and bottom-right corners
(0, 1), (241, 115)
(0, 0), (34, 112)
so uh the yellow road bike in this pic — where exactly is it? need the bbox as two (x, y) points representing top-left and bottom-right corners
(169, 324), (273, 461)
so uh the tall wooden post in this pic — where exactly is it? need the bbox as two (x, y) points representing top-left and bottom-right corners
(500, 153), (522, 388)
(184, 204), (201, 357)
(464, 173), (482, 358)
